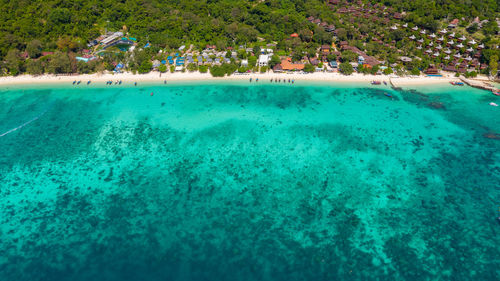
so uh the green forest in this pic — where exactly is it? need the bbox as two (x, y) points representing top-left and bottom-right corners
(0, 0), (498, 76)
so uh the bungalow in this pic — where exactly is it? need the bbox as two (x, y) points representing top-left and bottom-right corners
(425, 66), (439, 74)
(273, 63), (283, 72)
(400, 56), (412, 63)
(393, 12), (403, 20)
(448, 19), (459, 28)
(309, 57), (320, 65)
(320, 45), (330, 54)
(325, 25), (336, 32)
(329, 61), (338, 68)
(241, 59), (248, 67)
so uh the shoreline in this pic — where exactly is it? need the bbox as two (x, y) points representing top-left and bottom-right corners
(0, 71), (467, 88)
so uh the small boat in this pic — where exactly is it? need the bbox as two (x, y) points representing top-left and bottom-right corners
(292, 80), (294, 84)
(77, 81), (81, 85)
(383, 81), (387, 85)
(288, 79), (290, 83)
(256, 78), (259, 82)
(164, 80), (167, 84)
(134, 82), (137, 86)
(150, 92), (154, 96)
(492, 90), (500, 96)
(72, 81), (76, 85)
(119, 80), (122, 85)
(384, 93), (393, 98)
(450, 81), (464, 86)
(87, 81), (91, 85)
(489, 102), (498, 107)
(371, 81), (381, 85)
(250, 78), (252, 82)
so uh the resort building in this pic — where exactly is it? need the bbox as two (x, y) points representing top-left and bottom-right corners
(258, 54), (270, 66)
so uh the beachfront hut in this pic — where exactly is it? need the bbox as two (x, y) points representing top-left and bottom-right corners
(273, 63), (283, 72)
(329, 61), (338, 68)
(241, 59), (248, 67)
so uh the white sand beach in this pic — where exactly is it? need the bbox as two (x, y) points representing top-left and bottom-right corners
(0, 70), (473, 87)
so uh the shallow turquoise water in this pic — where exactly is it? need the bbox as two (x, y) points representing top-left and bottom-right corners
(0, 81), (499, 281)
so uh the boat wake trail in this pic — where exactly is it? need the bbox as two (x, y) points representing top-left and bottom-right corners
(0, 106), (51, 137)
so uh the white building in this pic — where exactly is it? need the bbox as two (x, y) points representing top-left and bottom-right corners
(241, 59), (248, 67)
(258, 54), (270, 66)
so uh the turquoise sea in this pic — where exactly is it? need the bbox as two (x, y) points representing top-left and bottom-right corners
(0, 81), (499, 281)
